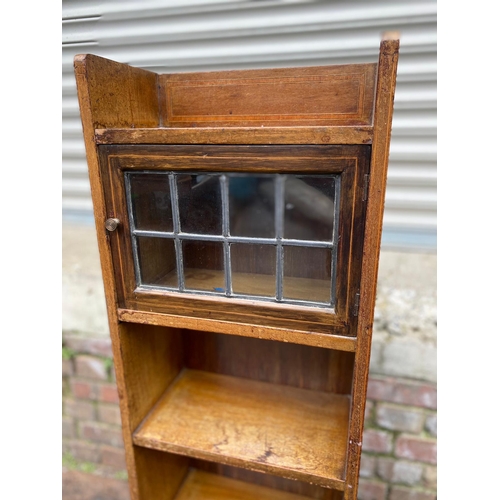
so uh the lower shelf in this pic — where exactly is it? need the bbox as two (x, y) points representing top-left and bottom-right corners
(175, 469), (311, 500)
(133, 369), (350, 490)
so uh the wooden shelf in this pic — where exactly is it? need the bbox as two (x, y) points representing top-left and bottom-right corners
(133, 369), (350, 490)
(158, 267), (331, 303)
(175, 469), (311, 500)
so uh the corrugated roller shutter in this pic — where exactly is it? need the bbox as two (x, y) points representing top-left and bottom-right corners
(62, 0), (436, 251)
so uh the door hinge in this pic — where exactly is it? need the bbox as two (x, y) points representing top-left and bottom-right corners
(353, 292), (360, 316)
(362, 174), (370, 201)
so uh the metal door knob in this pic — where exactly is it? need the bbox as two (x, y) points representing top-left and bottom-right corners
(105, 218), (120, 231)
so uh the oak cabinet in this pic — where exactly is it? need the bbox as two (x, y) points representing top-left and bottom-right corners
(75, 33), (399, 500)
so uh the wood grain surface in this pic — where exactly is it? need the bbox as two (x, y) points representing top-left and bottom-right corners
(134, 370), (350, 490)
(159, 64), (376, 127)
(344, 33), (400, 500)
(95, 126), (373, 145)
(175, 469), (311, 500)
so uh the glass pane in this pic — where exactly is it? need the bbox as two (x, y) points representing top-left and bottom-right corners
(183, 240), (224, 292)
(283, 246), (332, 303)
(129, 173), (173, 232)
(136, 236), (177, 287)
(178, 174), (222, 234)
(228, 175), (275, 238)
(231, 243), (276, 297)
(284, 176), (336, 241)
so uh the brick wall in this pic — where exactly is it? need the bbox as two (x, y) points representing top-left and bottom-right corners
(359, 376), (437, 500)
(62, 335), (127, 475)
(62, 334), (436, 499)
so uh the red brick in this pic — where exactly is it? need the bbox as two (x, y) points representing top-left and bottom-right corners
(101, 446), (127, 470)
(99, 384), (120, 404)
(81, 422), (124, 448)
(68, 440), (101, 463)
(395, 435), (437, 464)
(65, 398), (95, 421)
(358, 479), (388, 500)
(97, 404), (122, 426)
(64, 335), (113, 358)
(70, 380), (98, 400)
(363, 429), (393, 453)
(75, 355), (108, 380)
(389, 486), (436, 500)
(376, 404), (425, 433)
(367, 376), (436, 410)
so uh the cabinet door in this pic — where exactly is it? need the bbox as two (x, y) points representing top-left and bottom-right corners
(98, 145), (369, 337)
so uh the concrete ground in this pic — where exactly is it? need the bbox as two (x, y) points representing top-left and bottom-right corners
(63, 469), (130, 500)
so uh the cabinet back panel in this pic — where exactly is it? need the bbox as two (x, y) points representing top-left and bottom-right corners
(192, 460), (344, 499)
(184, 329), (354, 395)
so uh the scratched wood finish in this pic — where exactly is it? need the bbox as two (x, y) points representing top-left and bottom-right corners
(134, 370), (350, 490)
(159, 64), (376, 127)
(74, 53), (162, 500)
(74, 54), (159, 130)
(94, 126), (373, 145)
(344, 34), (400, 500)
(175, 469), (311, 500)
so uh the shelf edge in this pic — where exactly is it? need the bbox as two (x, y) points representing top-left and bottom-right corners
(117, 308), (357, 352)
(95, 126), (373, 145)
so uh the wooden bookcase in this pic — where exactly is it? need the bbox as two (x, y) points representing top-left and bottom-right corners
(74, 33), (399, 500)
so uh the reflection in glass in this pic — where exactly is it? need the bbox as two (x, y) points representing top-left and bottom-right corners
(183, 240), (224, 292)
(284, 176), (336, 241)
(130, 173), (173, 232)
(231, 243), (276, 297)
(136, 236), (177, 287)
(127, 171), (338, 307)
(178, 174), (221, 234)
(283, 246), (332, 303)
(228, 175), (275, 238)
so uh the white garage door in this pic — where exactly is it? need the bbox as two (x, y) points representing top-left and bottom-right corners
(62, 0), (436, 251)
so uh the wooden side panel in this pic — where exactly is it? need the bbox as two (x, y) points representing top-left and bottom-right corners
(159, 64), (376, 127)
(74, 54), (161, 500)
(184, 330), (354, 395)
(134, 447), (189, 500)
(74, 54), (159, 129)
(119, 323), (183, 431)
(344, 34), (400, 500)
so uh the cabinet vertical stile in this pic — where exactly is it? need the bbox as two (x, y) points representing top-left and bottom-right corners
(74, 34), (399, 500)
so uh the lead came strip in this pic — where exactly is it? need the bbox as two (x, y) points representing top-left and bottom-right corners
(330, 175), (342, 309)
(124, 173), (143, 286)
(275, 175), (285, 301)
(220, 174), (232, 296)
(169, 173), (185, 292)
